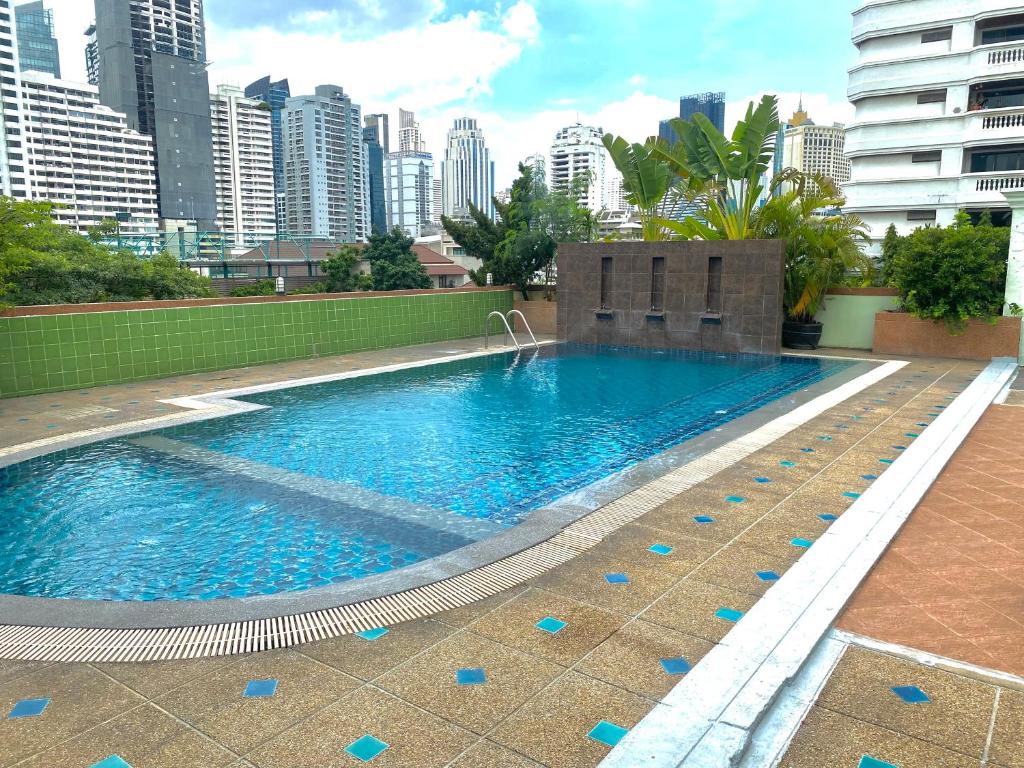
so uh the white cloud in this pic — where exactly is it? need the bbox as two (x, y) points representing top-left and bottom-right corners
(43, 0), (96, 82)
(628, 74), (646, 86)
(501, 1), (540, 42)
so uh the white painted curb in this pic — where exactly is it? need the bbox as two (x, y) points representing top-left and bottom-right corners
(600, 357), (1018, 768)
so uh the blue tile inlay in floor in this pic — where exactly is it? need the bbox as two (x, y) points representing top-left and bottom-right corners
(649, 544), (673, 556)
(801, 448), (815, 453)
(725, 496), (746, 504)
(243, 679), (278, 698)
(791, 538), (813, 549)
(91, 757), (132, 768)
(843, 492), (861, 500)
(357, 628), (390, 641)
(858, 756), (898, 768)
(456, 667), (487, 686)
(694, 515), (715, 524)
(862, 474), (878, 481)
(660, 657), (692, 675)
(891, 685), (930, 704)
(715, 607), (743, 622)
(819, 514), (839, 522)
(754, 477), (772, 484)
(8, 698), (49, 719)
(605, 572), (630, 585)
(588, 720), (629, 748)
(780, 460), (797, 468)
(536, 616), (567, 634)
(756, 571), (781, 582)
(879, 459), (894, 465)
(345, 734), (390, 762)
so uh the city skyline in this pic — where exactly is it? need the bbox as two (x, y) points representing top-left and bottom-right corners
(35, 0), (860, 188)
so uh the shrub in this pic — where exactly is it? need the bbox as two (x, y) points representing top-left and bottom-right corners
(887, 211), (1016, 332)
(229, 279), (276, 297)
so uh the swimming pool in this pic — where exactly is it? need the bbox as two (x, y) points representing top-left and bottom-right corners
(0, 345), (851, 603)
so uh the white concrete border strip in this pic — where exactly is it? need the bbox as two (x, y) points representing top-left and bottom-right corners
(600, 357), (1018, 768)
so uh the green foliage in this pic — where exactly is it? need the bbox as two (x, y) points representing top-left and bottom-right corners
(879, 223), (900, 287)
(229, 279), (276, 297)
(601, 135), (674, 240)
(887, 211), (1012, 332)
(754, 174), (871, 321)
(366, 228), (431, 291)
(443, 163), (592, 296)
(320, 245), (367, 293)
(0, 198), (215, 306)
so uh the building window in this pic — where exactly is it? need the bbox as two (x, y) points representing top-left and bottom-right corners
(907, 210), (937, 222)
(650, 257), (665, 312)
(969, 147), (1024, 173)
(977, 14), (1024, 45)
(920, 27), (952, 43)
(600, 256), (613, 309)
(911, 151), (942, 163)
(916, 90), (947, 104)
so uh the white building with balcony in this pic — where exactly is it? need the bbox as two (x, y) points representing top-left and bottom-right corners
(549, 123), (608, 213)
(210, 84), (276, 246)
(845, 0), (1024, 252)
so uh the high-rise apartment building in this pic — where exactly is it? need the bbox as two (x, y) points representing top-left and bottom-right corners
(550, 123), (608, 213)
(14, 1), (59, 78)
(281, 84), (368, 241)
(0, 0), (26, 199)
(363, 122), (387, 233)
(782, 118), (851, 197)
(398, 108), (426, 153)
(93, 0), (216, 226)
(660, 91), (726, 143)
(19, 72), (158, 235)
(210, 85), (276, 244)
(432, 176), (442, 224)
(844, 0), (1024, 251)
(84, 24), (98, 86)
(243, 76), (290, 231)
(442, 117), (495, 219)
(387, 151), (434, 237)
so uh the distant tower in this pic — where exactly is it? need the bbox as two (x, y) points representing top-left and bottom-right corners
(93, 0), (217, 226)
(549, 124), (607, 213)
(244, 76), (291, 232)
(15, 1), (60, 77)
(398, 108), (426, 153)
(0, 0), (26, 198)
(365, 113), (390, 155)
(363, 120), (388, 234)
(441, 117), (495, 220)
(660, 91), (726, 143)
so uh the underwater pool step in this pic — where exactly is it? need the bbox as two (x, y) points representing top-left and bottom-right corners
(128, 435), (504, 542)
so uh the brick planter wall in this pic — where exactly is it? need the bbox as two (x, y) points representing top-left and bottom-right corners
(873, 312), (1022, 361)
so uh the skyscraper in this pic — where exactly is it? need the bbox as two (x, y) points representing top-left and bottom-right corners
(14, 1), (60, 78)
(365, 113), (390, 155)
(398, 108), (425, 153)
(210, 85), (276, 244)
(363, 121), (387, 234)
(93, 0), (217, 226)
(244, 76), (290, 231)
(84, 24), (98, 86)
(281, 84), (368, 241)
(660, 91), (726, 143)
(550, 124), (607, 213)
(441, 117), (495, 220)
(20, 72), (158, 235)
(387, 151), (433, 237)
(0, 0), (26, 199)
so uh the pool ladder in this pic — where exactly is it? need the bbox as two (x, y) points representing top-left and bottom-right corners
(485, 310), (540, 350)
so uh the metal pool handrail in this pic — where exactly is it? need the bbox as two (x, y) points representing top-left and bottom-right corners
(485, 311), (521, 350)
(506, 310), (540, 349)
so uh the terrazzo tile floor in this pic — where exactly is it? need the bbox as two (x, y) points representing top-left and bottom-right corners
(0, 345), (1012, 767)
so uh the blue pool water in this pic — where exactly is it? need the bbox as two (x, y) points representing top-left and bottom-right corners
(0, 345), (850, 601)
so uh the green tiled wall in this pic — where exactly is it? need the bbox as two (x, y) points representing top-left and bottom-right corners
(0, 290), (513, 399)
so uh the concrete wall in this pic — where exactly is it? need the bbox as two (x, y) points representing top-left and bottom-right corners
(0, 288), (512, 398)
(814, 288), (900, 350)
(512, 299), (557, 336)
(556, 241), (785, 355)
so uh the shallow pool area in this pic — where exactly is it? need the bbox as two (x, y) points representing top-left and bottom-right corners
(0, 344), (851, 602)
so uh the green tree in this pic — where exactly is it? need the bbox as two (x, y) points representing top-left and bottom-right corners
(887, 210), (1017, 332)
(366, 228), (431, 291)
(879, 223), (900, 287)
(320, 245), (367, 292)
(229, 279), (276, 297)
(600, 135), (674, 240)
(0, 196), (215, 306)
(441, 205), (507, 266)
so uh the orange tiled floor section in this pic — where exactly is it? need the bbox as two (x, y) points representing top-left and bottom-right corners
(839, 404), (1024, 677)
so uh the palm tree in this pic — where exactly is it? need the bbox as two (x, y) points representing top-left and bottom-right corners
(601, 135), (674, 241)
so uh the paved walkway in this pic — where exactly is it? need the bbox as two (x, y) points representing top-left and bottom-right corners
(839, 404), (1024, 678)
(0, 347), (992, 768)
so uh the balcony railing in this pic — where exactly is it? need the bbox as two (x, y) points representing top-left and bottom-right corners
(975, 174), (1024, 192)
(989, 46), (1024, 66)
(981, 109), (1024, 129)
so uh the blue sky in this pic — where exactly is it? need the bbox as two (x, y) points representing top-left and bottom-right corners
(46, 0), (861, 186)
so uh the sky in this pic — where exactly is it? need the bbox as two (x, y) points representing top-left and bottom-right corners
(39, 0), (861, 189)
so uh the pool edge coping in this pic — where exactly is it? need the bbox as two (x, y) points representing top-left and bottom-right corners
(0, 349), (905, 661)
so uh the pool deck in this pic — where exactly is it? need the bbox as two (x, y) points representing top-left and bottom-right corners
(0, 342), (1020, 768)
